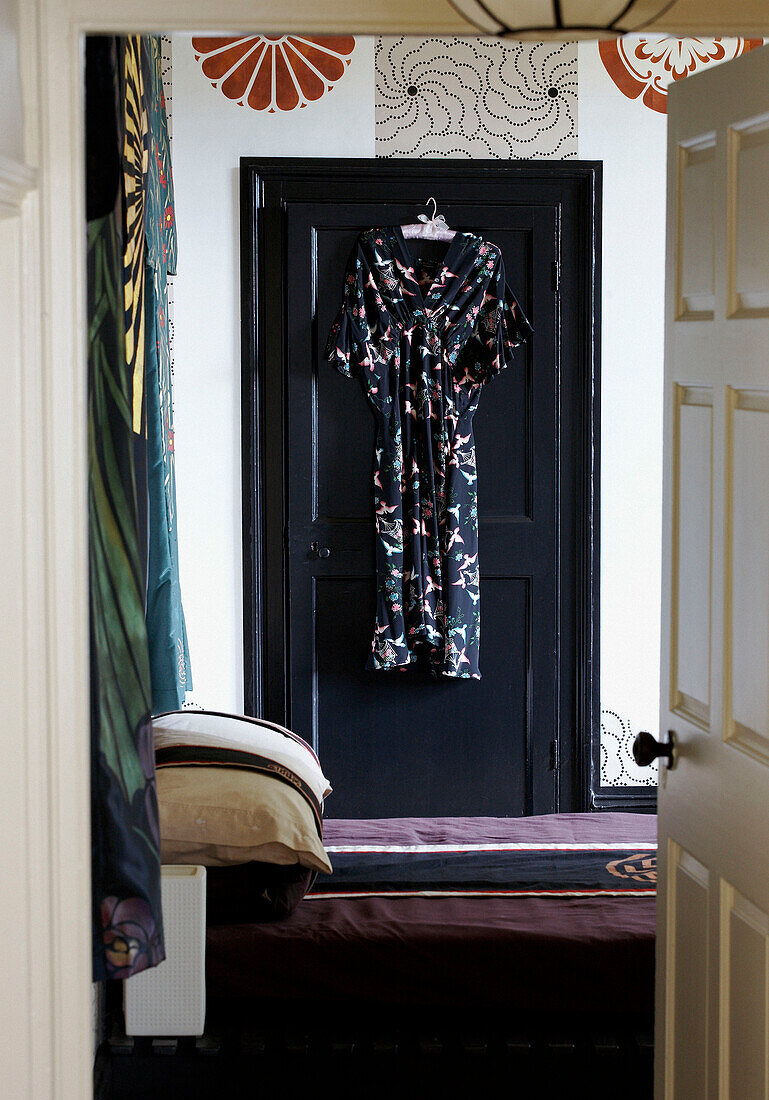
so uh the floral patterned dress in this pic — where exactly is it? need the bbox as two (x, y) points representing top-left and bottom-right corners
(326, 226), (532, 679)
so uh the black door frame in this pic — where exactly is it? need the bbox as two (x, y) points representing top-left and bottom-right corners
(241, 157), (621, 812)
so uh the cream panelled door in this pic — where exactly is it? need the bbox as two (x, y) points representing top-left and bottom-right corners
(658, 43), (769, 1099)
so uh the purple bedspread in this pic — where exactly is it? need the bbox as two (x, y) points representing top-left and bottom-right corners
(206, 813), (656, 1014)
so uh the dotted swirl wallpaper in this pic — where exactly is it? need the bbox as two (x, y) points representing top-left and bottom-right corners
(375, 38), (577, 159)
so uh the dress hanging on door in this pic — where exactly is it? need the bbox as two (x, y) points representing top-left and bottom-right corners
(326, 227), (532, 679)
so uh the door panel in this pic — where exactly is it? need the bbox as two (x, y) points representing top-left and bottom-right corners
(243, 161), (599, 817)
(728, 118), (769, 317)
(658, 44), (769, 1098)
(724, 389), (769, 760)
(720, 882), (769, 1099)
(676, 136), (716, 320)
(314, 575), (530, 816)
(671, 384), (713, 730)
(668, 843), (711, 1099)
(290, 199), (553, 818)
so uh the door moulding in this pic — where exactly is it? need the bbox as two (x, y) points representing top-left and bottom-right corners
(240, 157), (602, 813)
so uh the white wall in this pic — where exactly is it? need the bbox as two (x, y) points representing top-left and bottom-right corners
(172, 36), (375, 711)
(578, 43), (667, 785)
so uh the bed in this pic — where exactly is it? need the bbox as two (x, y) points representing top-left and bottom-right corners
(110, 811), (656, 1098)
(206, 811), (656, 1016)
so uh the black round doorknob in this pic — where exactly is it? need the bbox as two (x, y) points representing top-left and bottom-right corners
(633, 730), (676, 770)
(318, 546), (330, 559)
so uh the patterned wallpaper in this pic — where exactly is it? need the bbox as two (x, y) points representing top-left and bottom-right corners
(161, 36), (173, 137)
(598, 37), (763, 115)
(191, 36), (356, 112)
(375, 38), (577, 159)
(601, 710), (656, 787)
(161, 37), (176, 393)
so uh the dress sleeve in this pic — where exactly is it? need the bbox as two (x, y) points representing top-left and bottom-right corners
(467, 251), (533, 385)
(325, 238), (395, 379)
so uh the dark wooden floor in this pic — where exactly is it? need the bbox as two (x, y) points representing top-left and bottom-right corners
(102, 1006), (654, 1099)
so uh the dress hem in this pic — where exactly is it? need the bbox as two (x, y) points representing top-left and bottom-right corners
(367, 656), (481, 681)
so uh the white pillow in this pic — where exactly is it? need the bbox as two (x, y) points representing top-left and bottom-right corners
(152, 709), (332, 809)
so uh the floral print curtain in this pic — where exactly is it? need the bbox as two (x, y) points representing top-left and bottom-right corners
(87, 33), (188, 981)
(142, 37), (191, 712)
(87, 35), (164, 981)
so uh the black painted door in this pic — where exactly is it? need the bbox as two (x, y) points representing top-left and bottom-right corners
(242, 160), (600, 818)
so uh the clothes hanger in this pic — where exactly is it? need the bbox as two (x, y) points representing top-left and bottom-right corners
(400, 197), (456, 241)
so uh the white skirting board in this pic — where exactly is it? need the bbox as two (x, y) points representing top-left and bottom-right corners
(124, 865), (207, 1036)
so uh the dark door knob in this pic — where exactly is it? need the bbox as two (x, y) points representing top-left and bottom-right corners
(633, 730), (676, 770)
(310, 542), (331, 559)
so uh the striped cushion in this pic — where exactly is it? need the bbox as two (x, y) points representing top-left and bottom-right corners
(153, 710), (332, 874)
(153, 710), (332, 821)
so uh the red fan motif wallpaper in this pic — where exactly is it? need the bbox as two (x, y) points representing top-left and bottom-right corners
(191, 35), (356, 112)
(599, 37), (764, 114)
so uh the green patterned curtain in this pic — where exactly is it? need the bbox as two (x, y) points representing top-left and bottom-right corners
(88, 34), (190, 979)
(87, 36), (164, 981)
(142, 37), (191, 712)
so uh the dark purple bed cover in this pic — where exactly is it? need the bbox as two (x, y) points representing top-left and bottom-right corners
(206, 812), (656, 1015)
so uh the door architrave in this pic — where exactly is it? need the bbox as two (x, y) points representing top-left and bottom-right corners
(13, 2), (747, 1092)
(240, 156), (602, 815)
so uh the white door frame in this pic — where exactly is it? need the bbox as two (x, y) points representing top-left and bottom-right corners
(7, 5), (474, 1096)
(6, 2), (765, 1096)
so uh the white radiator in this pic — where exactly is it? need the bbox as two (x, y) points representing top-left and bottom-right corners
(124, 865), (207, 1036)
